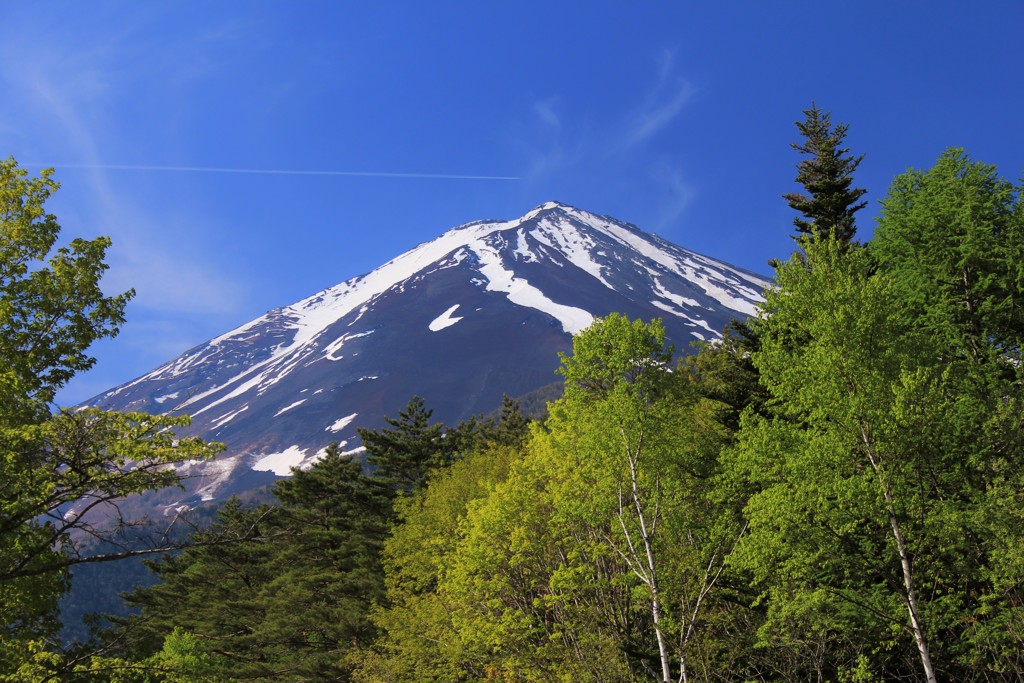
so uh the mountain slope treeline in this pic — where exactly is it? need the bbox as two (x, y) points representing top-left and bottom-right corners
(3, 108), (1024, 680)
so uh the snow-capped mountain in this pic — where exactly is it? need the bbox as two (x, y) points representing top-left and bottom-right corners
(88, 202), (770, 508)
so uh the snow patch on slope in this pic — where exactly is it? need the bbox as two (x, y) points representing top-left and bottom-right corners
(514, 228), (538, 262)
(210, 406), (248, 429)
(252, 445), (308, 477)
(190, 454), (244, 501)
(274, 399), (306, 417)
(323, 330), (375, 361)
(650, 301), (721, 339)
(326, 412), (359, 433)
(429, 304), (464, 331)
(652, 278), (701, 309)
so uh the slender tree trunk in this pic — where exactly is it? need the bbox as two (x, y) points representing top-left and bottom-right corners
(648, 572), (671, 683)
(861, 423), (938, 683)
(616, 422), (673, 682)
(886, 503), (937, 683)
(629, 447), (672, 682)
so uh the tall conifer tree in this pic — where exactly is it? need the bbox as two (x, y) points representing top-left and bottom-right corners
(783, 104), (866, 245)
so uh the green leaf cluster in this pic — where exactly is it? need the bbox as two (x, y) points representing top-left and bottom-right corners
(0, 158), (224, 679)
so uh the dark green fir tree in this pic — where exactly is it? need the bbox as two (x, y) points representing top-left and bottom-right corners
(358, 396), (447, 493)
(783, 104), (866, 246)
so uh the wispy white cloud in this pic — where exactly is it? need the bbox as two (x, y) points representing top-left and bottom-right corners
(197, 19), (249, 44)
(533, 98), (562, 130)
(518, 97), (587, 185)
(649, 161), (696, 233)
(624, 84), (695, 147)
(513, 49), (698, 216)
(523, 145), (566, 185)
(623, 49), (696, 148)
(99, 208), (247, 316)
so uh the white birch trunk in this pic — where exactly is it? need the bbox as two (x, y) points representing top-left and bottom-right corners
(620, 425), (673, 682)
(861, 422), (937, 683)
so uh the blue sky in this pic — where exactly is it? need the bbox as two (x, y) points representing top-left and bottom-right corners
(2, 3), (1021, 405)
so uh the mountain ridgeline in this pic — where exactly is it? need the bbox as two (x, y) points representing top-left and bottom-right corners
(87, 202), (769, 509)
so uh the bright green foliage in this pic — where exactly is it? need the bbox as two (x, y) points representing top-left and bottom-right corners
(351, 398), (531, 681)
(149, 628), (223, 682)
(871, 150), (1024, 676)
(364, 315), (741, 681)
(0, 630), (224, 682)
(871, 148), (1023, 363)
(782, 104), (866, 246)
(550, 315), (741, 681)
(730, 241), (926, 678)
(353, 442), (523, 682)
(557, 313), (674, 402)
(0, 157), (133, 418)
(731, 150), (1024, 680)
(0, 158), (224, 677)
(552, 315), (690, 680)
(0, 639), (63, 683)
(447, 436), (630, 681)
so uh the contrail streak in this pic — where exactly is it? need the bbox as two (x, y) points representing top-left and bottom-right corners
(27, 163), (520, 181)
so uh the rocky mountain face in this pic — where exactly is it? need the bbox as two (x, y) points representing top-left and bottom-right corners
(88, 201), (770, 510)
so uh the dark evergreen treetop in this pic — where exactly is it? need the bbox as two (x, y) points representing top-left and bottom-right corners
(783, 104), (866, 246)
(359, 394), (532, 496)
(358, 395), (446, 493)
(492, 393), (530, 447)
(119, 448), (394, 680)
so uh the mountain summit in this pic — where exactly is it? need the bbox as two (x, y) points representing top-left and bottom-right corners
(89, 202), (769, 508)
